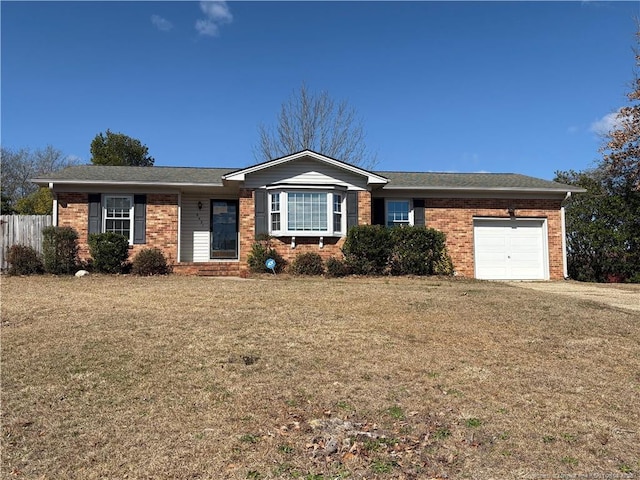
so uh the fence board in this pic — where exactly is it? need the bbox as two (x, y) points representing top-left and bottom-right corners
(0, 215), (53, 270)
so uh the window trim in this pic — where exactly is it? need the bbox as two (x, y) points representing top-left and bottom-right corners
(268, 189), (346, 237)
(102, 194), (135, 244)
(385, 199), (413, 227)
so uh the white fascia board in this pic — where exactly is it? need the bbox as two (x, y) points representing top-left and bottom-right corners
(222, 150), (388, 185)
(34, 180), (224, 188)
(382, 186), (576, 195)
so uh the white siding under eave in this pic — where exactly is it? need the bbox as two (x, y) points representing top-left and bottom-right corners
(180, 194), (211, 262)
(243, 159), (369, 190)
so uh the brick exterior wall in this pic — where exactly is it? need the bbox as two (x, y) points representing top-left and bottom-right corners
(358, 190), (372, 226)
(237, 190), (372, 271)
(56, 192), (179, 264)
(57, 190), (564, 279)
(423, 197), (564, 280)
(238, 188), (255, 276)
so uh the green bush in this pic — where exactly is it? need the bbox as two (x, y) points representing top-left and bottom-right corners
(433, 248), (455, 276)
(6, 244), (44, 275)
(342, 225), (454, 277)
(42, 226), (79, 274)
(289, 252), (325, 275)
(88, 232), (130, 273)
(132, 248), (170, 276)
(342, 225), (393, 275)
(247, 236), (286, 273)
(325, 256), (350, 278)
(388, 226), (453, 276)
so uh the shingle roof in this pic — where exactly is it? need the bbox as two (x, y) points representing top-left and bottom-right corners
(375, 171), (584, 192)
(33, 165), (234, 186)
(34, 164), (583, 193)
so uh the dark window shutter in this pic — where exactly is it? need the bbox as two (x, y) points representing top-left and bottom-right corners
(372, 197), (385, 225)
(413, 199), (425, 226)
(254, 189), (267, 238)
(88, 193), (101, 235)
(346, 191), (358, 230)
(133, 195), (146, 244)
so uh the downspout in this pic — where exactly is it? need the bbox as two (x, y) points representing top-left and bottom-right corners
(49, 183), (58, 226)
(561, 192), (571, 279)
(177, 192), (182, 263)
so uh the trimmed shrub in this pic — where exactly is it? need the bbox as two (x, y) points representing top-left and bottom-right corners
(342, 225), (393, 275)
(247, 236), (286, 273)
(433, 248), (455, 276)
(6, 244), (43, 275)
(388, 226), (453, 276)
(325, 256), (350, 278)
(42, 226), (79, 274)
(289, 252), (325, 275)
(88, 232), (130, 273)
(132, 248), (171, 276)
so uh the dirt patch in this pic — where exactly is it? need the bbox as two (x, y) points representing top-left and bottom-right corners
(510, 281), (640, 313)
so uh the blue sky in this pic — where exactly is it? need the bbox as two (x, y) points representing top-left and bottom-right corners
(2, 1), (638, 179)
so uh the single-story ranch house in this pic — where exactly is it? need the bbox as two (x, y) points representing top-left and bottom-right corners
(34, 150), (584, 280)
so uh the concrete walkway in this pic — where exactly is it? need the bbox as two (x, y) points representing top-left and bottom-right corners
(509, 281), (640, 313)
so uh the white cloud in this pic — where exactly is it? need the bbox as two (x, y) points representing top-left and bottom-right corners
(151, 14), (173, 32)
(590, 111), (623, 135)
(200, 1), (232, 23)
(196, 1), (232, 37)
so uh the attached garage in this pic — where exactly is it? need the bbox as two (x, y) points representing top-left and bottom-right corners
(473, 218), (548, 280)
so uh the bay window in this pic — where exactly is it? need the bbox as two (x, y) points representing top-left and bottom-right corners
(269, 190), (345, 236)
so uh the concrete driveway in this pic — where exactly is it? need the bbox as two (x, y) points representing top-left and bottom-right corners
(509, 281), (640, 313)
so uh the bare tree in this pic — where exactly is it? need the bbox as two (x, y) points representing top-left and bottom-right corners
(1, 145), (78, 211)
(600, 28), (640, 190)
(256, 83), (377, 169)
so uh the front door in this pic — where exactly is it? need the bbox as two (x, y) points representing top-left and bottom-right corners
(211, 200), (238, 259)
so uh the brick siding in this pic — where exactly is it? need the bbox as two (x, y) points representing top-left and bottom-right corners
(57, 191), (564, 279)
(57, 192), (179, 264)
(424, 198), (564, 279)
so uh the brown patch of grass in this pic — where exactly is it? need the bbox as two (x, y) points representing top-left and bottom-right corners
(2, 275), (639, 478)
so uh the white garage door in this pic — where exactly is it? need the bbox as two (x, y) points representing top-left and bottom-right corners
(474, 219), (547, 280)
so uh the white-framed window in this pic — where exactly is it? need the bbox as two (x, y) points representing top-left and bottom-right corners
(269, 190), (345, 236)
(103, 195), (134, 243)
(333, 194), (342, 233)
(271, 192), (281, 231)
(386, 200), (410, 227)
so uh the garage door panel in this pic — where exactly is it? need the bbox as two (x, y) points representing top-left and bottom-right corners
(474, 219), (547, 280)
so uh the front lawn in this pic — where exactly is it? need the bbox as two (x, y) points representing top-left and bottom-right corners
(2, 275), (638, 478)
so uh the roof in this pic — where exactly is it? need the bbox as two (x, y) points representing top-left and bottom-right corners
(33, 161), (584, 194)
(33, 165), (234, 187)
(376, 171), (585, 192)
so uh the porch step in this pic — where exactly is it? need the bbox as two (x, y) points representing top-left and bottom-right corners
(173, 262), (242, 277)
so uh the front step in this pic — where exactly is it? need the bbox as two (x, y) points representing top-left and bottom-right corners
(173, 262), (243, 277)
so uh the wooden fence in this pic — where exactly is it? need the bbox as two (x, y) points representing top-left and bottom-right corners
(0, 215), (53, 270)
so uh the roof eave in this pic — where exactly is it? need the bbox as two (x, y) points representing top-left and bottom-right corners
(382, 185), (586, 193)
(33, 179), (224, 188)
